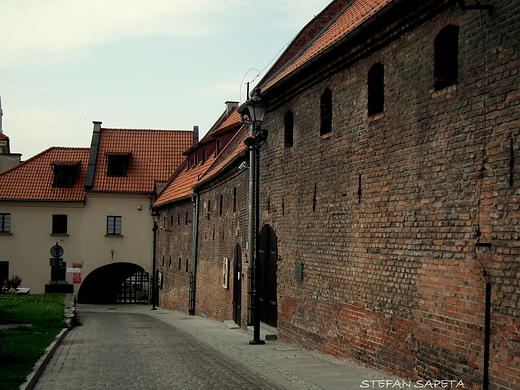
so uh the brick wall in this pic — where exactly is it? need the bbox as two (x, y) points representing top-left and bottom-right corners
(196, 167), (250, 324)
(156, 201), (193, 312)
(260, 1), (520, 388)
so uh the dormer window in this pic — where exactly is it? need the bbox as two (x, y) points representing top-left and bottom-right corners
(51, 162), (80, 188)
(216, 138), (221, 155)
(106, 153), (131, 177)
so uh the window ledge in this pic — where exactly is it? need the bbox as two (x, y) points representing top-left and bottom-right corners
(367, 113), (384, 122)
(431, 84), (457, 99)
(321, 132), (334, 140)
(51, 233), (69, 237)
(105, 234), (124, 238)
(0, 232), (12, 236)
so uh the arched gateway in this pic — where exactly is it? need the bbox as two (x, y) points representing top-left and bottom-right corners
(78, 262), (149, 304)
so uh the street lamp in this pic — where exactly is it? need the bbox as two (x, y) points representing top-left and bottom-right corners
(151, 208), (160, 310)
(240, 87), (268, 345)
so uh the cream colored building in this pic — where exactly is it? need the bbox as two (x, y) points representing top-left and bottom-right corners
(0, 122), (193, 302)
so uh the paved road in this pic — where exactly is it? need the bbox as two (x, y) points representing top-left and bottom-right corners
(33, 308), (285, 390)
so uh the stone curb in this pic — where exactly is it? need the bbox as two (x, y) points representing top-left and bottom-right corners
(19, 327), (69, 390)
(19, 294), (76, 390)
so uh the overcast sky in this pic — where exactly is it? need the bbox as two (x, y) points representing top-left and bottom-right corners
(0, 0), (332, 160)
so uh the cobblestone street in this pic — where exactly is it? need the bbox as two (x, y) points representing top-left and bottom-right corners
(33, 308), (285, 390)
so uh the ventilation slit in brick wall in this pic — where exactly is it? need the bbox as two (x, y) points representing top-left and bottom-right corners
(313, 184), (317, 212)
(358, 173), (362, 203)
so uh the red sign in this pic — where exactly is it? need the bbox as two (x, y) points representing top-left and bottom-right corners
(73, 262), (82, 284)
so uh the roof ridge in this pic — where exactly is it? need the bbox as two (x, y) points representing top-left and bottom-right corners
(101, 128), (191, 132)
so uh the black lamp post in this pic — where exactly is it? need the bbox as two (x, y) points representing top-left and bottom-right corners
(151, 208), (160, 310)
(240, 87), (268, 345)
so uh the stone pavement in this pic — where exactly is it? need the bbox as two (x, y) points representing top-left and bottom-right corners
(32, 304), (401, 390)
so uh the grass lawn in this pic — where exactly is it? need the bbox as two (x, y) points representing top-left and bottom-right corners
(0, 294), (66, 390)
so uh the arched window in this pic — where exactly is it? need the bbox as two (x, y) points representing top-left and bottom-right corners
(320, 89), (332, 135)
(284, 111), (294, 147)
(434, 25), (459, 91)
(368, 62), (384, 116)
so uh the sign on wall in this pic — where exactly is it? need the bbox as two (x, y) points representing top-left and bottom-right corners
(222, 258), (229, 289)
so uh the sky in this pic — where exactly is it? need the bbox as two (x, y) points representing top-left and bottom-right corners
(0, 0), (332, 160)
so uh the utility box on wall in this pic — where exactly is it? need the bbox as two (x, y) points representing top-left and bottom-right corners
(294, 262), (303, 282)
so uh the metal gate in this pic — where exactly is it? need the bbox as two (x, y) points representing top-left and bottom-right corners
(117, 271), (149, 304)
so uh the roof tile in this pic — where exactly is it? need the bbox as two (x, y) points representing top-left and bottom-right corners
(90, 128), (193, 193)
(0, 147), (89, 202)
(263, 0), (392, 90)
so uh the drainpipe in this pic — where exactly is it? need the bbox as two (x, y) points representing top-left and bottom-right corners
(189, 192), (199, 315)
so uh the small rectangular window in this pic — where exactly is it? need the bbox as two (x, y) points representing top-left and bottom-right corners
(0, 213), (11, 233)
(284, 111), (294, 148)
(320, 89), (333, 135)
(106, 154), (131, 177)
(107, 216), (122, 235)
(52, 214), (68, 235)
(52, 163), (80, 188)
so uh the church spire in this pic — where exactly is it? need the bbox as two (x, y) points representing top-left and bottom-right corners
(0, 95), (3, 134)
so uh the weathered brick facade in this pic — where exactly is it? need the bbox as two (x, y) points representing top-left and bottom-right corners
(156, 200), (193, 311)
(195, 167), (250, 323)
(155, 112), (253, 326)
(258, 0), (520, 388)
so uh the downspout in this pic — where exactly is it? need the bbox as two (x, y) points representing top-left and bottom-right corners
(189, 192), (199, 315)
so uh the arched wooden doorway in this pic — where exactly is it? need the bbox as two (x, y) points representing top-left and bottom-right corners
(258, 225), (278, 327)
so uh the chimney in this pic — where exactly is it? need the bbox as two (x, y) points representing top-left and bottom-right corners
(225, 101), (239, 116)
(193, 125), (199, 144)
(85, 121), (102, 190)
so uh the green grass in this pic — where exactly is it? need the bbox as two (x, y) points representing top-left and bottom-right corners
(0, 294), (66, 390)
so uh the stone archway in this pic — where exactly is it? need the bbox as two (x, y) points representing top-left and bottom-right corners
(77, 262), (148, 304)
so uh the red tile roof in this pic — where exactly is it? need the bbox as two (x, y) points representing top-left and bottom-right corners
(154, 113), (247, 206)
(0, 147), (90, 202)
(89, 128), (193, 193)
(199, 127), (248, 184)
(261, 0), (392, 91)
(0, 133), (8, 141)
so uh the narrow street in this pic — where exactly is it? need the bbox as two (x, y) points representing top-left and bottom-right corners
(33, 307), (287, 390)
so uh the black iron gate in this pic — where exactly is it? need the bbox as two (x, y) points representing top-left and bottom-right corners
(117, 271), (149, 304)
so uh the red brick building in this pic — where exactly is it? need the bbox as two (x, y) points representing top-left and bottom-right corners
(256, 0), (519, 388)
(154, 102), (253, 326)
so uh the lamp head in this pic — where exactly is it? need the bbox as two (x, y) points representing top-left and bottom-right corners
(246, 88), (267, 125)
(151, 208), (160, 224)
